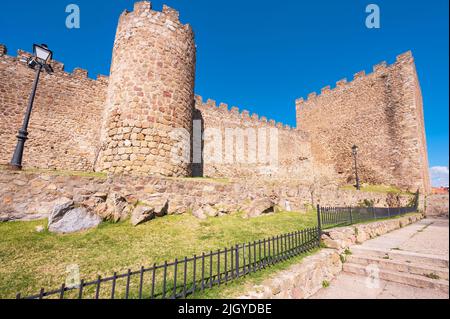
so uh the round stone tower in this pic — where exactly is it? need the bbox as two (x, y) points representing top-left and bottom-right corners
(99, 1), (196, 177)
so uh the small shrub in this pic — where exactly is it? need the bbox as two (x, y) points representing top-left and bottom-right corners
(340, 254), (346, 264)
(424, 273), (440, 280)
(344, 248), (352, 255)
(322, 280), (330, 288)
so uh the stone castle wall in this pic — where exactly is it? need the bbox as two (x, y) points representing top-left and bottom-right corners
(296, 52), (431, 194)
(195, 96), (314, 182)
(0, 45), (108, 171)
(0, 1), (431, 195)
(0, 170), (415, 222)
(98, 2), (196, 177)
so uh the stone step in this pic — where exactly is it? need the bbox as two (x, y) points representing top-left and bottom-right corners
(350, 246), (449, 269)
(344, 263), (449, 293)
(347, 255), (449, 280)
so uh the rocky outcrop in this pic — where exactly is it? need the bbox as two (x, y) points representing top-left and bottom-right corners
(131, 205), (155, 226)
(0, 170), (417, 223)
(245, 198), (276, 218)
(48, 202), (102, 234)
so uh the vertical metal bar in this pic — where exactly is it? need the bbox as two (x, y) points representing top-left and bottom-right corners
(235, 245), (240, 278)
(349, 206), (353, 225)
(217, 250), (221, 286)
(162, 261), (168, 299)
(209, 251), (213, 288)
(258, 240), (264, 270)
(230, 248), (234, 279)
(111, 272), (117, 299)
(242, 243), (247, 275)
(254, 241), (257, 271)
(139, 266), (144, 299)
(151, 264), (156, 299)
(201, 253), (205, 291)
(317, 205), (322, 236)
(78, 280), (84, 299)
(39, 288), (45, 300)
(193, 256), (197, 293)
(125, 269), (131, 299)
(173, 259), (178, 299)
(224, 248), (228, 284)
(247, 243), (251, 273)
(95, 276), (101, 300)
(183, 257), (188, 299)
(59, 283), (65, 299)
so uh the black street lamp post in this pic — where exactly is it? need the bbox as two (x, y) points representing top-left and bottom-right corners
(9, 44), (53, 170)
(352, 145), (360, 190)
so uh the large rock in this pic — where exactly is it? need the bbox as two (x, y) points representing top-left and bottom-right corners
(142, 195), (169, 217)
(192, 207), (207, 220)
(104, 193), (133, 222)
(48, 198), (74, 225)
(131, 205), (155, 226)
(48, 207), (102, 234)
(246, 198), (276, 218)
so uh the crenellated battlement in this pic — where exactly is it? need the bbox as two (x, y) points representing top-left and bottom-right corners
(0, 44), (109, 84)
(195, 95), (297, 132)
(118, 1), (192, 34)
(296, 51), (414, 106)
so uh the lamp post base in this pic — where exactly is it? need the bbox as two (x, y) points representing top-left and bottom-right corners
(7, 164), (22, 171)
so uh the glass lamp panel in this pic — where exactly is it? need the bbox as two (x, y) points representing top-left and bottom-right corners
(34, 45), (52, 62)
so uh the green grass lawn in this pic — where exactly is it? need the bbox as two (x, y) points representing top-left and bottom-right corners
(0, 210), (316, 299)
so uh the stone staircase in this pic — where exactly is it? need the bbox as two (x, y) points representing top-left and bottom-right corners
(343, 246), (449, 293)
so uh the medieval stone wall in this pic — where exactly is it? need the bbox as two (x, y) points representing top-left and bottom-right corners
(296, 52), (431, 194)
(0, 45), (108, 171)
(195, 96), (314, 183)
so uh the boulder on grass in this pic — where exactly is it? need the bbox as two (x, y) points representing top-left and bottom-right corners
(131, 205), (155, 226)
(104, 193), (133, 222)
(142, 195), (169, 217)
(48, 207), (102, 234)
(246, 198), (276, 218)
(192, 207), (207, 220)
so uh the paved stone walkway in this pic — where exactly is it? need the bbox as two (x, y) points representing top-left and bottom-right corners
(311, 218), (449, 299)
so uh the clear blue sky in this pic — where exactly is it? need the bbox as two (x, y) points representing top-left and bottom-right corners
(1, 0), (448, 185)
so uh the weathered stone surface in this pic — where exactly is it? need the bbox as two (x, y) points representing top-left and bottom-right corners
(104, 193), (132, 222)
(48, 207), (102, 234)
(426, 194), (449, 218)
(48, 198), (74, 225)
(246, 198), (276, 218)
(239, 249), (343, 300)
(0, 170), (418, 222)
(321, 213), (424, 250)
(131, 205), (155, 226)
(192, 207), (207, 220)
(141, 195), (169, 217)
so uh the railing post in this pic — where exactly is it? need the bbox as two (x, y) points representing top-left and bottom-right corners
(235, 245), (240, 278)
(316, 204), (322, 239)
(372, 206), (376, 220)
(349, 206), (353, 225)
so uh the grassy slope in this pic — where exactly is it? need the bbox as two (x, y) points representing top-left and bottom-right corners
(0, 211), (316, 299)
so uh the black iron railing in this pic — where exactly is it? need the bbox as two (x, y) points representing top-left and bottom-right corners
(317, 191), (419, 230)
(317, 205), (418, 230)
(17, 227), (320, 300)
